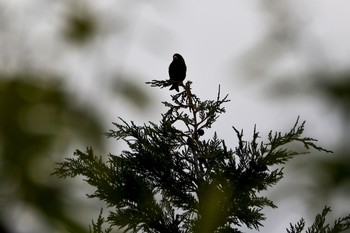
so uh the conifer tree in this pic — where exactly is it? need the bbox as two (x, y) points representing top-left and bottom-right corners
(54, 80), (350, 233)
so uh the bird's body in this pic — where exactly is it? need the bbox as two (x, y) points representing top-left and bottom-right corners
(169, 53), (186, 92)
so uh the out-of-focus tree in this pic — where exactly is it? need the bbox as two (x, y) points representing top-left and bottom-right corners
(237, 0), (350, 222)
(0, 74), (105, 233)
(0, 1), (152, 232)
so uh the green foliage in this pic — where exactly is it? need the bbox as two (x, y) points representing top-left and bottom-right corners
(62, 5), (97, 44)
(287, 206), (350, 233)
(54, 80), (349, 233)
(89, 210), (113, 233)
(0, 75), (105, 232)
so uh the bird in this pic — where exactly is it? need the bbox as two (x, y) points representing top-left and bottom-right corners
(169, 53), (186, 92)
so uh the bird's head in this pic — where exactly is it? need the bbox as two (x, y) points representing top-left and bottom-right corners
(173, 53), (182, 60)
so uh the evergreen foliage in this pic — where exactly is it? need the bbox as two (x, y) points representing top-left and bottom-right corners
(287, 206), (350, 233)
(54, 80), (350, 233)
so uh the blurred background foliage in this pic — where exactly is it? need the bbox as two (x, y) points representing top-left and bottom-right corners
(0, 0), (349, 232)
(0, 1), (151, 232)
(0, 74), (105, 233)
(239, 1), (350, 226)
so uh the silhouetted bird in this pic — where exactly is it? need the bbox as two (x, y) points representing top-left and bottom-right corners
(169, 53), (186, 92)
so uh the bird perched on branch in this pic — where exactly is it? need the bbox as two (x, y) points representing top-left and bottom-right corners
(169, 53), (186, 92)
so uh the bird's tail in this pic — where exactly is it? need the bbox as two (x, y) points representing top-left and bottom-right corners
(169, 84), (179, 92)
